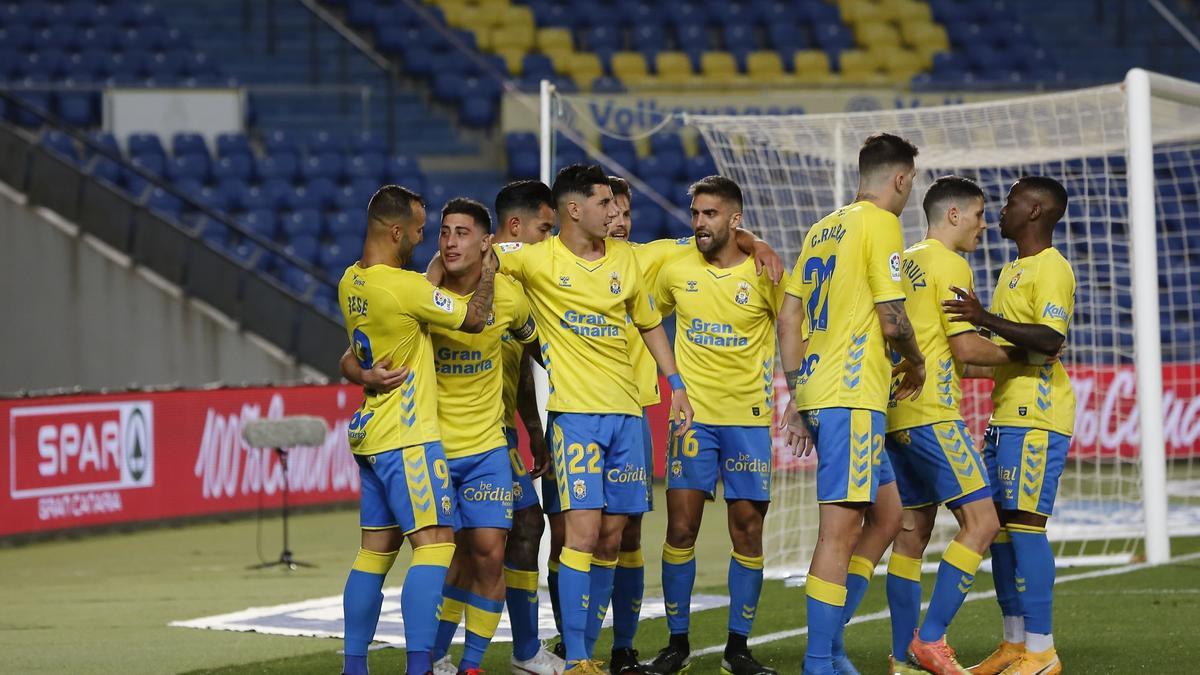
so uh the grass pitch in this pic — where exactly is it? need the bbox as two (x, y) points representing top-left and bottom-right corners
(2, 485), (1198, 674)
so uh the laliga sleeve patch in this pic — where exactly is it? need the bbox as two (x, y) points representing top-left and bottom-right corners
(432, 288), (455, 313)
(889, 252), (901, 281)
(497, 242), (523, 253)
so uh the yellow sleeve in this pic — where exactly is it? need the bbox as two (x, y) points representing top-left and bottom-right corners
(784, 255), (807, 299)
(626, 252), (663, 331)
(652, 263), (677, 318)
(1032, 254), (1076, 336)
(493, 241), (529, 283)
(396, 273), (469, 329)
(941, 255), (976, 338)
(865, 214), (906, 303)
(633, 236), (693, 287)
(506, 278), (538, 344)
(767, 271), (789, 319)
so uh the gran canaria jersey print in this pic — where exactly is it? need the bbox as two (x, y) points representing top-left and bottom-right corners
(495, 236), (661, 416)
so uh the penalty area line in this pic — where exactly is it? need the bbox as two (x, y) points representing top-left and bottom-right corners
(691, 550), (1200, 659)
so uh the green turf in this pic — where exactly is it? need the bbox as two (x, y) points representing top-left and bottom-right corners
(2, 486), (1198, 674)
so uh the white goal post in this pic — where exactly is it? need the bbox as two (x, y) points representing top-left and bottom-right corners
(538, 70), (1200, 578)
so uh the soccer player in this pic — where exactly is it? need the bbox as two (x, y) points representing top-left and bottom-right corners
(493, 180), (569, 675)
(344, 197), (540, 675)
(642, 176), (783, 675)
(493, 164), (694, 675)
(881, 176), (1040, 674)
(776, 133), (927, 675)
(337, 185), (495, 675)
(944, 177), (1075, 675)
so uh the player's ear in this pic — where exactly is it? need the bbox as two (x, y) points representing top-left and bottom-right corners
(506, 216), (521, 237)
(1029, 201), (1042, 222)
(947, 204), (959, 226)
(730, 211), (743, 229)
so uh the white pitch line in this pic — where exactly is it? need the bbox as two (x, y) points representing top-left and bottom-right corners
(691, 550), (1200, 659)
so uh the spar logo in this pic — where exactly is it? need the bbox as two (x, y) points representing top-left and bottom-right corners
(9, 401), (155, 499)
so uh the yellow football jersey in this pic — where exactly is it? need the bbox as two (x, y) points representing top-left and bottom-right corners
(628, 236), (696, 407)
(338, 263), (468, 455)
(785, 201), (907, 413)
(887, 239), (977, 432)
(430, 275), (538, 458)
(655, 247), (784, 425)
(500, 327), (524, 429)
(989, 247), (1077, 436)
(495, 236), (661, 416)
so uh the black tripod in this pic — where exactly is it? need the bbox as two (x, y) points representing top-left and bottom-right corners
(250, 447), (316, 570)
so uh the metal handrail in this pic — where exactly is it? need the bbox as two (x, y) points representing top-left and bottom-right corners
(0, 89), (335, 289)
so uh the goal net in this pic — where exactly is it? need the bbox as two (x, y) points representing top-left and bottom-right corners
(679, 70), (1200, 578)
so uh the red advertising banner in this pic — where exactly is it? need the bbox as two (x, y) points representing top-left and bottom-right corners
(1, 385), (364, 538)
(6, 363), (1198, 537)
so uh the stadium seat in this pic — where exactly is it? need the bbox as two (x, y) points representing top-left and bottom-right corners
(282, 209), (323, 240)
(793, 50), (833, 82)
(700, 52), (741, 85)
(212, 153), (252, 183)
(167, 154), (209, 183)
(300, 152), (344, 182)
(837, 49), (885, 82)
(855, 21), (901, 48)
(746, 51), (789, 84)
(564, 53), (604, 89)
(263, 130), (298, 156)
(128, 132), (166, 158)
(879, 47), (924, 81)
(611, 51), (651, 87)
(591, 76), (626, 93)
(256, 153), (299, 182)
(344, 153), (384, 182)
(461, 97), (497, 127)
(655, 52), (695, 86)
(536, 27), (573, 53)
(55, 91), (95, 127)
(146, 186), (183, 218)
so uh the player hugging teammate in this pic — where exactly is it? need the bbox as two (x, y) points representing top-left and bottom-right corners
(334, 141), (1074, 675)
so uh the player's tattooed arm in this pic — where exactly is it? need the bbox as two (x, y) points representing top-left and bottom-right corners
(943, 285), (1064, 356)
(338, 348), (409, 393)
(733, 227), (784, 284)
(458, 246), (497, 333)
(777, 293), (808, 398)
(876, 299), (926, 400)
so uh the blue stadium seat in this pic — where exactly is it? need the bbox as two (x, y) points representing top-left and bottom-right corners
(256, 153), (299, 182)
(238, 209), (278, 240)
(813, 22), (853, 51)
(90, 157), (122, 185)
(327, 211), (359, 239)
(167, 153), (209, 183)
(344, 153), (384, 182)
(263, 130), (297, 156)
(685, 154), (718, 181)
(582, 25), (623, 51)
(146, 186), (183, 218)
(172, 132), (209, 159)
(300, 152), (344, 182)
(508, 151), (539, 180)
(284, 236), (321, 267)
(334, 182), (373, 212)
(282, 209), (324, 240)
(55, 91), (96, 126)
(194, 183), (231, 212)
(215, 132), (251, 159)
(130, 151), (166, 177)
(213, 154), (253, 183)
(40, 130), (79, 163)
(215, 179), (247, 211)
(306, 130), (342, 155)
(77, 24), (121, 51)
(384, 156), (422, 185)
(128, 132), (165, 157)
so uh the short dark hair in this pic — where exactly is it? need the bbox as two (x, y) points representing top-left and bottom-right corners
(441, 196), (492, 232)
(495, 179), (554, 222)
(923, 175), (985, 223)
(367, 184), (424, 226)
(688, 175), (743, 211)
(1016, 175), (1069, 224)
(552, 163), (610, 205)
(859, 132), (919, 180)
(608, 176), (631, 201)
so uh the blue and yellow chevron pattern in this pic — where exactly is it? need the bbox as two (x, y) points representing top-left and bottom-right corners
(843, 332), (868, 390)
(399, 370), (417, 427)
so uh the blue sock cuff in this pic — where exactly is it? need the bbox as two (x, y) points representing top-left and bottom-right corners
(443, 584), (470, 603)
(466, 592), (506, 613)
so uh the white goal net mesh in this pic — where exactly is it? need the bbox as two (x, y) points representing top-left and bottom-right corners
(684, 82), (1200, 578)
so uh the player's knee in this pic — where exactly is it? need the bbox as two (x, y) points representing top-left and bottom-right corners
(961, 503), (1002, 550)
(665, 525), (698, 550)
(469, 535), (507, 572)
(619, 516), (642, 551)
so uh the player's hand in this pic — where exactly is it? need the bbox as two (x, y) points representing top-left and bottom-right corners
(778, 399), (813, 457)
(425, 253), (446, 286)
(480, 239), (498, 275)
(892, 359), (926, 401)
(362, 359), (409, 393)
(943, 286), (986, 325)
(751, 239), (784, 285)
(528, 431), (551, 478)
(670, 388), (694, 438)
